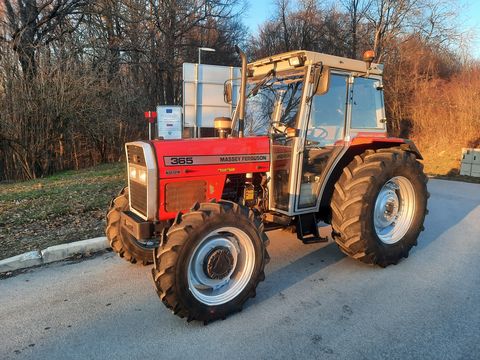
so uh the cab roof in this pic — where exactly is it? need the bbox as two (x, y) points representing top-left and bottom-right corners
(248, 50), (383, 78)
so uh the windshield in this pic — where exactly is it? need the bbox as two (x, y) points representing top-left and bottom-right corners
(243, 73), (304, 136)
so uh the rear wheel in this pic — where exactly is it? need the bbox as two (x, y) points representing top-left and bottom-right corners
(152, 200), (269, 323)
(331, 148), (428, 267)
(106, 187), (154, 264)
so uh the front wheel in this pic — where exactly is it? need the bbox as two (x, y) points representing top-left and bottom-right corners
(331, 148), (428, 267)
(151, 200), (269, 323)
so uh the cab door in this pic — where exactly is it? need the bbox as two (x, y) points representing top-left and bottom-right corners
(295, 72), (351, 212)
(269, 81), (305, 213)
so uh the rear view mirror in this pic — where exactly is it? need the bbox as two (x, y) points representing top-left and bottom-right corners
(314, 66), (330, 95)
(224, 81), (233, 104)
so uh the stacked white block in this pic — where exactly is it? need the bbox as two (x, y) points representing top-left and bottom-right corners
(472, 149), (480, 177)
(460, 148), (480, 177)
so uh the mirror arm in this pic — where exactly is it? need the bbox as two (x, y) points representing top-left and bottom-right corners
(306, 63), (324, 103)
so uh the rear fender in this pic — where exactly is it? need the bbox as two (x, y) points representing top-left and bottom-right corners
(317, 137), (422, 222)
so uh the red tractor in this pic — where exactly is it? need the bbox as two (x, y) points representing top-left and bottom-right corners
(106, 47), (428, 323)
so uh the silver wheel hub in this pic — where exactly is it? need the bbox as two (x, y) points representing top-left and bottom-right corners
(374, 176), (416, 245)
(187, 227), (255, 306)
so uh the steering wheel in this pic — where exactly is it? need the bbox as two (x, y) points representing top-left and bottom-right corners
(305, 127), (330, 147)
(309, 127), (329, 140)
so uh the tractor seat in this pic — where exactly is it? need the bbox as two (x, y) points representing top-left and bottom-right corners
(306, 148), (331, 166)
(306, 125), (343, 146)
(303, 147), (332, 184)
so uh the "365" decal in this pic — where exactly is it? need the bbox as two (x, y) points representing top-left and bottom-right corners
(167, 157), (193, 165)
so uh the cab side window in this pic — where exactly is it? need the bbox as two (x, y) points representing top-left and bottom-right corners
(350, 77), (385, 129)
(307, 74), (348, 146)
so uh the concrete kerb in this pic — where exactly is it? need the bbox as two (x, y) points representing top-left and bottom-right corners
(41, 237), (109, 264)
(0, 251), (43, 273)
(0, 237), (110, 274)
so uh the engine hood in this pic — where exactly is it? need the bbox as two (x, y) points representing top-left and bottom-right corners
(151, 136), (270, 178)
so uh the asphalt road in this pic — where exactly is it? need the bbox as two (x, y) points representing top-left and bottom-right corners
(1, 179), (479, 360)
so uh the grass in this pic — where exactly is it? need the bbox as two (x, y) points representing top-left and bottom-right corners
(419, 144), (480, 183)
(0, 163), (126, 260)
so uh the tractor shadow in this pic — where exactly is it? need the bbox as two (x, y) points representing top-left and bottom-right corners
(251, 240), (345, 305)
(251, 180), (480, 307)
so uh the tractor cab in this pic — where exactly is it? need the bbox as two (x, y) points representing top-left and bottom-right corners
(228, 50), (386, 220)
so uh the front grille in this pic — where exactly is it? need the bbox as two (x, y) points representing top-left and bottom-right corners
(165, 181), (206, 212)
(127, 145), (146, 166)
(126, 144), (149, 217)
(130, 181), (148, 216)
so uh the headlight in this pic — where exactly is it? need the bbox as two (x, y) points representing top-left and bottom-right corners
(129, 165), (147, 185)
(288, 56), (304, 67)
(138, 169), (147, 184)
(129, 166), (137, 179)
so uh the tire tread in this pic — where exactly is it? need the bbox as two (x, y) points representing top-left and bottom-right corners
(152, 201), (269, 323)
(331, 148), (428, 267)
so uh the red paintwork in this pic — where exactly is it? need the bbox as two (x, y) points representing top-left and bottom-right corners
(151, 136), (270, 178)
(151, 133), (411, 220)
(157, 174), (227, 220)
(348, 135), (422, 159)
(353, 131), (388, 138)
(333, 133), (405, 147)
(350, 134), (405, 146)
(151, 136), (270, 220)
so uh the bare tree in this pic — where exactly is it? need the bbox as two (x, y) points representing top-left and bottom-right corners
(342, 0), (372, 58)
(249, 0), (352, 58)
(2, 0), (87, 77)
(0, 0), (248, 180)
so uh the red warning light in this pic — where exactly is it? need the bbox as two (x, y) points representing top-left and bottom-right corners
(144, 111), (157, 124)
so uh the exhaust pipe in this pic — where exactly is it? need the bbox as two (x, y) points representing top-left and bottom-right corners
(235, 45), (247, 138)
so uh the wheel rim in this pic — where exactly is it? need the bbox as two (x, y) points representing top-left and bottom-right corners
(187, 227), (255, 306)
(374, 176), (416, 245)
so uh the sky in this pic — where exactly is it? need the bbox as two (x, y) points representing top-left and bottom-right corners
(243, 0), (480, 58)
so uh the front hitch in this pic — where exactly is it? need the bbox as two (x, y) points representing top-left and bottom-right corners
(120, 211), (165, 245)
